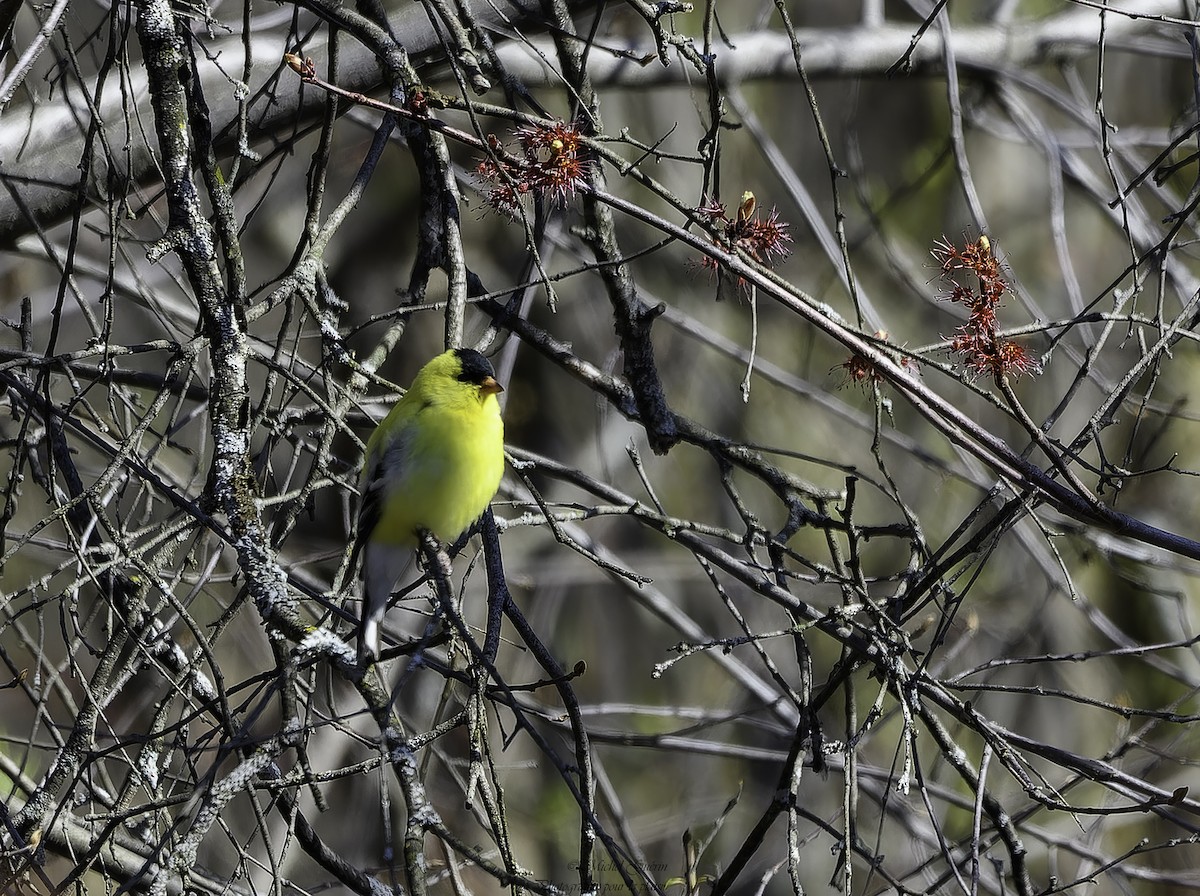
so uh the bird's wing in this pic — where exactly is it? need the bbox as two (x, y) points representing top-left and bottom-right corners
(350, 420), (417, 577)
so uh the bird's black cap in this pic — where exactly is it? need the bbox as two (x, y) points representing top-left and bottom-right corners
(454, 348), (498, 385)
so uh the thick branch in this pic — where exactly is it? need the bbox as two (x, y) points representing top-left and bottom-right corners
(481, 2), (1184, 88)
(0, 0), (548, 244)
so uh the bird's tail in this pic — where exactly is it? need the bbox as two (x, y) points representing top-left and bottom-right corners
(357, 543), (416, 664)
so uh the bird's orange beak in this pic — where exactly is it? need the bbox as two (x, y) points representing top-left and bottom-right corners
(480, 376), (504, 396)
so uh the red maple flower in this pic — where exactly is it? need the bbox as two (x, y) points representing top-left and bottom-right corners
(935, 234), (1038, 380)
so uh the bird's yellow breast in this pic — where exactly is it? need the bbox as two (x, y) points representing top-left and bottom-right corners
(370, 395), (504, 546)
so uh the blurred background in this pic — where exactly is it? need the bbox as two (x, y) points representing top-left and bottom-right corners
(3, 0), (1200, 893)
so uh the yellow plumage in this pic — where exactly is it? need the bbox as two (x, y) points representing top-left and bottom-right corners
(353, 348), (505, 663)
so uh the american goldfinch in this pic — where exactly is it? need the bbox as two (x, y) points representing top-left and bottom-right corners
(353, 348), (505, 663)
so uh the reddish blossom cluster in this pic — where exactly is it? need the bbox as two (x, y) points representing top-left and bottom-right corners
(841, 351), (878, 385)
(476, 122), (589, 211)
(838, 331), (920, 389)
(933, 234), (1039, 380)
(694, 192), (792, 290)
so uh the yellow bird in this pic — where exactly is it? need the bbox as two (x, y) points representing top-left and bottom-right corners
(352, 348), (505, 663)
